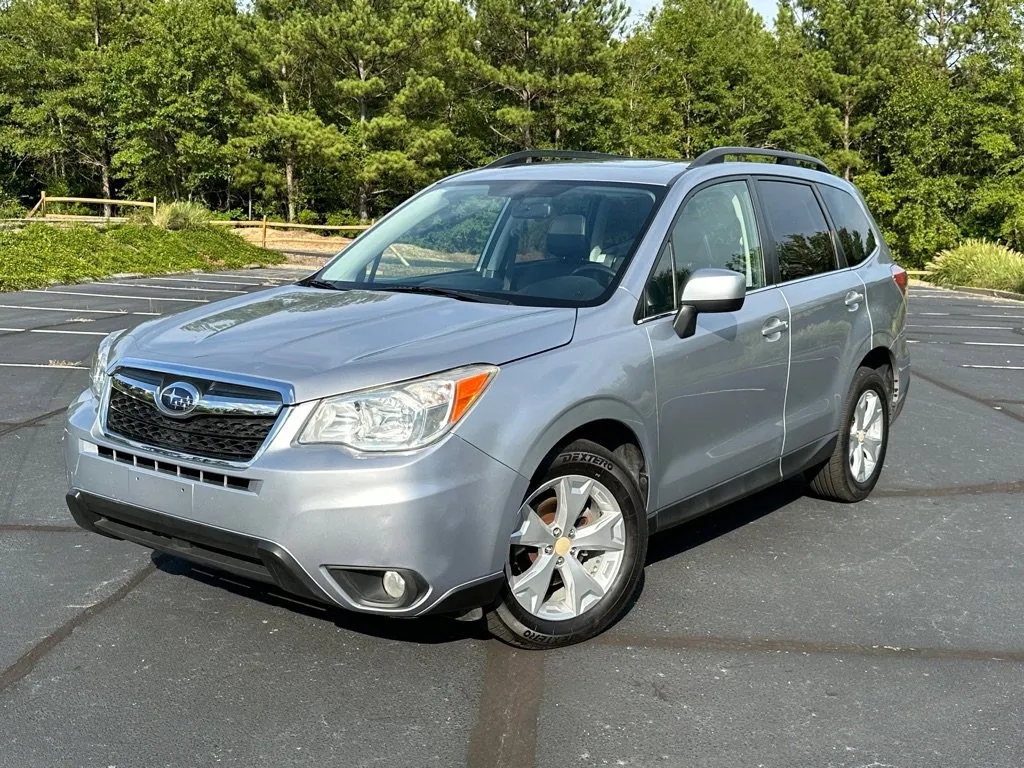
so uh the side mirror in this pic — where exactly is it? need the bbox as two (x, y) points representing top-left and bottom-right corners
(672, 268), (746, 339)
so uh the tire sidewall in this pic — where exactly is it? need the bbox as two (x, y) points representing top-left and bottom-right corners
(494, 443), (648, 647)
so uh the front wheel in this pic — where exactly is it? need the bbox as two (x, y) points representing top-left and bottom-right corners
(486, 440), (648, 649)
(808, 365), (890, 502)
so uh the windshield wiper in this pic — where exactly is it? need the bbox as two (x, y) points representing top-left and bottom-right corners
(298, 277), (343, 290)
(374, 285), (512, 304)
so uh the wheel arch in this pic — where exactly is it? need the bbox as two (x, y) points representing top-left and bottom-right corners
(519, 403), (654, 513)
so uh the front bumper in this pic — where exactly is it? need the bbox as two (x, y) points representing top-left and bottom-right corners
(63, 389), (527, 616)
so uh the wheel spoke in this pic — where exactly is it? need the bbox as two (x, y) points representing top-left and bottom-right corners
(553, 476), (593, 533)
(861, 393), (878, 432)
(511, 508), (556, 549)
(861, 445), (875, 476)
(864, 398), (882, 432)
(559, 556), (605, 616)
(571, 511), (624, 552)
(509, 553), (557, 615)
(850, 442), (864, 479)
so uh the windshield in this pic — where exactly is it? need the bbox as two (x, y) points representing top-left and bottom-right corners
(315, 181), (663, 306)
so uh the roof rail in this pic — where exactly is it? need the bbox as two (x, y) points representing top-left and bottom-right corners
(688, 146), (833, 175)
(485, 149), (630, 168)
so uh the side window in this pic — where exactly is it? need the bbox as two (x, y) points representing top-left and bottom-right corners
(757, 180), (837, 282)
(819, 185), (877, 265)
(644, 242), (676, 316)
(670, 181), (765, 292)
(642, 180), (765, 318)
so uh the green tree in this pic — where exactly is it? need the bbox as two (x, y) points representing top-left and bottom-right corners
(468, 0), (625, 152)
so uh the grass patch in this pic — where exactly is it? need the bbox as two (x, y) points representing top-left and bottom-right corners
(925, 239), (1024, 294)
(0, 223), (284, 292)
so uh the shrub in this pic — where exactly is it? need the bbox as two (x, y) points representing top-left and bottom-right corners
(296, 209), (320, 225)
(325, 210), (360, 226)
(0, 223), (284, 292)
(925, 239), (1024, 294)
(152, 201), (211, 231)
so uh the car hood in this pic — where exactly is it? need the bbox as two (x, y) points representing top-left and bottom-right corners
(113, 285), (577, 403)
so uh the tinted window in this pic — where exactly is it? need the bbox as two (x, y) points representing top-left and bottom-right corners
(758, 180), (837, 282)
(669, 180), (766, 291)
(819, 185), (877, 265)
(644, 242), (676, 316)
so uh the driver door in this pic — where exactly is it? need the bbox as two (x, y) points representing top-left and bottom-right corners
(642, 178), (790, 517)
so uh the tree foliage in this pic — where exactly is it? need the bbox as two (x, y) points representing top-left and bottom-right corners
(3, 0), (1024, 265)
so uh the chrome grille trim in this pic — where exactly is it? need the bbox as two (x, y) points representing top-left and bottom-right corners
(110, 372), (282, 418)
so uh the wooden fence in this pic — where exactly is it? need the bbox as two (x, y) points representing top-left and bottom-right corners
(25, 192), (157, 222)
(211, 218), (372, 250)
(11, 194), (373, 252)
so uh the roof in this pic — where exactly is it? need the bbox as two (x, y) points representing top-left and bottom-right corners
(444, 159), (691, 187)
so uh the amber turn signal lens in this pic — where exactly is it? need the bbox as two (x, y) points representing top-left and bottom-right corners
(451, 371), (494, 424)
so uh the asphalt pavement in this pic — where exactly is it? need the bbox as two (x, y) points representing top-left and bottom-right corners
(1, 273), (1022, 767)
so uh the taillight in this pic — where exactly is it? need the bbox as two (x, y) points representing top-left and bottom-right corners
(891, 264), (908, 296)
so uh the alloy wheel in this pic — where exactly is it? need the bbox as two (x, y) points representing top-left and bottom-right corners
(506, 475), (627, 621)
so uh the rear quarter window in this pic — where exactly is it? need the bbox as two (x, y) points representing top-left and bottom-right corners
(819, 185), (877, 265)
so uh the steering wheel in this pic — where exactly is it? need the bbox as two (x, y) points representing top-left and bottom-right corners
(570, 263), (617, 286)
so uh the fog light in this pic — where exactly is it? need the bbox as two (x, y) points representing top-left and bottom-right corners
(382, 570), (407, 599)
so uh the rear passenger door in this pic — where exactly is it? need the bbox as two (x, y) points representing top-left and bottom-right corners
(643, 179), (790, 512)
(756, 178), (872, 459)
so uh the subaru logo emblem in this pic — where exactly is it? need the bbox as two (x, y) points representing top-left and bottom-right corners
(157, 381), (200, 417)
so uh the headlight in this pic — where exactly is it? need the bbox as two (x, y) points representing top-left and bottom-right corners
(89, 329), (126, 398)
(299, 364), (498, 451)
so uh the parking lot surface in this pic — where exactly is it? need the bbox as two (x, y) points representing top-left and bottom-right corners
(1, 273), (1022, 767)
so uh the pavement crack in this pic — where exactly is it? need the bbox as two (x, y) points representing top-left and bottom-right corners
(875, 480), (1024, 498)
(0, 563), (156, 695)
(597, 632), (1024, 663)
(0, 406), (67, 438)
(466, 643), (544, 768)
(913, 370), (1024, 425)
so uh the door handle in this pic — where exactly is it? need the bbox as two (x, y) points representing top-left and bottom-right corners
(845, 291), (864, 310)
(761, 317), (788, 340)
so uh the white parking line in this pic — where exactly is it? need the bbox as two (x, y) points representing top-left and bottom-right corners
(26, 290), (208, 303)
(0, 304), (160, 316)
(908, 340), (1024, 347)
(203, 272), (293, 282)
(142, 276), (277, 287)
(89, 281), (245, 294)
(0, 362), (89, 370)
(916, 312), (950, 316)
(962, 364), (1024, 370)
(0, 326), (113, 336)
(907, 324), (1015, 330)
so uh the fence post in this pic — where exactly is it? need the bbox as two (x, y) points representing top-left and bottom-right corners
(40, 190), (46, 218)
(153, 197), (158, 216)
(261, 216), (268, 249)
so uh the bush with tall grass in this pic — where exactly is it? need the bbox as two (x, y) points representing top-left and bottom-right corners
(152, 201), (211, 230)
(0, 223), (283, 291)
(925, 239), (1024, 294)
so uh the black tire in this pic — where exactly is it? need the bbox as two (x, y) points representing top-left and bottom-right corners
(808, 365), (890, 502)
(486, 439), (648, 649)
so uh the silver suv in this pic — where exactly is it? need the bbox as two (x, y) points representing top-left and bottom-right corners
(65, 147), (910, 648)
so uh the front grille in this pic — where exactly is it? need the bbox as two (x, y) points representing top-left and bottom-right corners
(105, 381), (279, 462)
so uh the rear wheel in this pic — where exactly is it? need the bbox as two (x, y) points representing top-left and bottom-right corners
(808, 365), (890, 502)
(487, 440), (647, 649)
